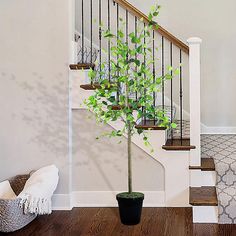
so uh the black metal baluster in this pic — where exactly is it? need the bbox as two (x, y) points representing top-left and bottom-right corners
(170, 42), (173, 139)
(99, 0), (102, 80)
(126, 10), (128, 47)
(180, 49), (183, 143)
(82, 0), (84, 63)
(153, 30), (156, 125)
(135, 16), (138, 101)
(108, 0), (111, 82)
(126, 10), (129, 108)
(144, 23), (146, 124)
(161, 36), (165, 112)
(116, 3), (120, 102)
(126, 11), (128, 75)
(90, 0), (93, 64)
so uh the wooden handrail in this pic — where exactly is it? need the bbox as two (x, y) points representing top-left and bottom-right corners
(114, 0), (189, 54)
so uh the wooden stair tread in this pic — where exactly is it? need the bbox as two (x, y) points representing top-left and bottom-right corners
(189, 158), (215, 171)
(201, 158), (215, 171)
(135, 120), (166, 130)
(80, 83), (101, 90)
(80, 83), (115, 90)
(110, 104), (142, 111)
(110, 105), (123, 110)
(162, 138), (196, 151)
(189, 186), (218, 206)
(69, 63), (95, 70)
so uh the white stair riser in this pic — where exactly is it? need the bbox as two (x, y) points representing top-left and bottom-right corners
(190, 170), (202, 187)
(202, 171), (216, 186)
(193, 206), (218, 223)
(190, 170), (216, 187)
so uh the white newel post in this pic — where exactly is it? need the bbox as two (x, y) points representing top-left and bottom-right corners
(187, 37), (202, 167)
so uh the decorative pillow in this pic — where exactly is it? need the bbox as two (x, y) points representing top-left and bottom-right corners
(0, 180), (17, 200)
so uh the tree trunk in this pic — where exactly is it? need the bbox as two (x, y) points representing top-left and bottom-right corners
(125, 81), (132, 194)
(127, 121), (132, 193)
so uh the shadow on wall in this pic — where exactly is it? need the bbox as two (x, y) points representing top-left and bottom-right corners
(72, 110), (165, 192)
(0, 70), (69, 178)
(14, 72), (68, 156)
(0, 71), (164, 193)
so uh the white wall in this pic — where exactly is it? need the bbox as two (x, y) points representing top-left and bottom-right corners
(0, 0), (71, 194)
(1, 0), (232, 201)
(129, 0), (236, 128)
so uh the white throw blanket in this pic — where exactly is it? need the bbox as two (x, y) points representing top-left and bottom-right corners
(0, 180), (17, 200)
(18, 165), (59, 215)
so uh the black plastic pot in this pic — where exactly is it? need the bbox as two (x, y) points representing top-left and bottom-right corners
(116, 192), (144, 225)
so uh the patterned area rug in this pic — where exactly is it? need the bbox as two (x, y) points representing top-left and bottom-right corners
(201, 134), (236, 224)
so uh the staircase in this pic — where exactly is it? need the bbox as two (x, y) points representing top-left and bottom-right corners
(189, 156), (218, 223)
(69, 0), (218, 223)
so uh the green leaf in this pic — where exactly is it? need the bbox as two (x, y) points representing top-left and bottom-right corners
(82, 4), (164, 154)
(118, 30), (124, 38)
(148, 13), (153, 21)
(104, 31), (115, 38)
(129, 32), (135, 38)
(131, 37), (141, 44)
(150, 5), (156, 12)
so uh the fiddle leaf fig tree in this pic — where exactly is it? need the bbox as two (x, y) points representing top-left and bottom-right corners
(85, 4), (178, 195)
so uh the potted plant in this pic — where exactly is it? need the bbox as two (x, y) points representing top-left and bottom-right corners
(85, 4), (177, 225)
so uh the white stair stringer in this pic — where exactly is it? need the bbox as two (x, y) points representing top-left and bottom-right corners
(112, 120), (190, 207)
(70, 69), (190, 207)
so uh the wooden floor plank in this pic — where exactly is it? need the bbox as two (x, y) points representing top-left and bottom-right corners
(3, 207), (236, 236)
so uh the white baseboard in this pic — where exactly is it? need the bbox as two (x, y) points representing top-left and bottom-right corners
(52, 191), (165, 210)
(72, 191), (165, 207)
(201, 125), (236, 134)
(193, 206), (218, 223)
(52, 194), (72, 210)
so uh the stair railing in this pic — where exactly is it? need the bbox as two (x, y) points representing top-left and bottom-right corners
(75, 0), (201, 159)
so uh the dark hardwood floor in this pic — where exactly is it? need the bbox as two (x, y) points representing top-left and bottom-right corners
(2, 208), (236, 236)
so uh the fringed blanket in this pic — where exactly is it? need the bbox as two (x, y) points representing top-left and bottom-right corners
(18, 165), (59, 215)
